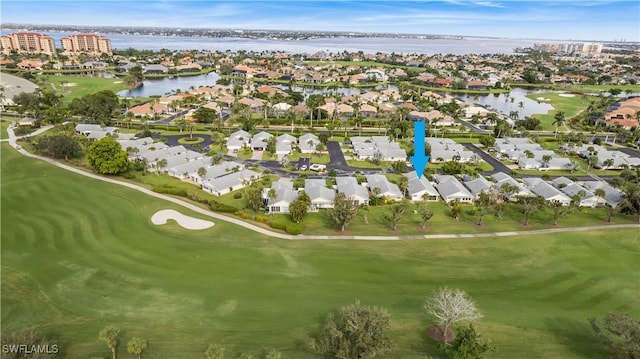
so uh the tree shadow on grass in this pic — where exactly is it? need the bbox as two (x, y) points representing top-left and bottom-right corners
(544, 316), (607, 359)
(408, 317), (444, 359)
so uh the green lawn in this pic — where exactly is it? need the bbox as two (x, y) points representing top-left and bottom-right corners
(2, 144), (640, 358)
(36, 75), (129, 103)
(286, 152), (330, 164)
(514, 83), (640, 94)
(0, 119), (11, 140)
(526, 93), (594, 130)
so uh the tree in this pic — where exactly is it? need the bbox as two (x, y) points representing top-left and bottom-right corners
(193, 106), (218, 124)
(478, 135), (495, 149)
(68, 90), (120, 125)
(549, 200), (573, 226)
(156, 158), (168, 175)
(450, 200), (463, 221)
(99, 325), (120, 359)
(416, 202), (434, 229)
(329, 192), (360, 232)
(87, 137), (129, 175)
(34, 134), (82, 160)
(474, 192), (493, 225)
(306, 300), (393, 359)
(552, 111), (566, 138)
(245, 187), (263, 212)
(439, 324), (496, 359)
(518, 195), (545, 225)
(127, 337), (147, 359)
(424, 288), (483, 343)
(290, 198), (309, 224)
(205, 343), (225, 359)
(619, 184), (640, 222)
(198, 167), (207, 179)
(126, 65), (144, 88)
(589, 312), (640, 359)
(383, 200), (410, 231)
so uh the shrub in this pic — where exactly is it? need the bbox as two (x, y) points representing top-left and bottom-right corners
(234, 210), (249, 219)
(269, 221), (287, 231)
(233, 192), (242, 199)
(209, 200), (237, 213)
(153, 185), (188, 197)
(255, 215), (270, 224)
(286, 224), (304, 235)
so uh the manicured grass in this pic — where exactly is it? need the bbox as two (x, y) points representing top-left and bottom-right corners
(0, 119), (11, 140)
(36, 75), (129, 103)
(347, 159), (392, 169)
(514, 83), (640, 94)
(286, 152), (330, 164)
(526, 93), (594, 130)
(2, 144), (640, 358)
(237, 148), (254, 159)
(177, 136), (205, 145)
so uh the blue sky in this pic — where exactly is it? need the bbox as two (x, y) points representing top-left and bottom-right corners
(2, 1), (638, 41)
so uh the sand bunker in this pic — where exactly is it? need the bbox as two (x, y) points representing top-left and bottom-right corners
(536, 97), (550, 101)
(559, 93), (576, 97)
(62, 83), (77, 87)
(151, 209), (214, 230)
(113, 80), (123, 84)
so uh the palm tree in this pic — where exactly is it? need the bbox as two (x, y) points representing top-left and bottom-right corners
(98, 325), (120, 359)
(552, 111), (566, 138)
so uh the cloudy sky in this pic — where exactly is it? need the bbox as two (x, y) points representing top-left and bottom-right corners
(2, 1), (638, 41)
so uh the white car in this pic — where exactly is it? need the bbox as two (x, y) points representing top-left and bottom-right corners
(300, 165), (308, 171)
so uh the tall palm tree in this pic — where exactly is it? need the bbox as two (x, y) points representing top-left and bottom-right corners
(552, 112), (566, 138)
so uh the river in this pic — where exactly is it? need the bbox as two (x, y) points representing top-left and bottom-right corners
(30, 31), (552, 55)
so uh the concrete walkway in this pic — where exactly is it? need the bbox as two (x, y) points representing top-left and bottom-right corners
(6, 124), (640, 240)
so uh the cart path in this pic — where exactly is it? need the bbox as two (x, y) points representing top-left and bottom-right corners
(7, 124), (640, 240)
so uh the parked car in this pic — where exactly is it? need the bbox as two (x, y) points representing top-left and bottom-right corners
(300, 165), (308, 171)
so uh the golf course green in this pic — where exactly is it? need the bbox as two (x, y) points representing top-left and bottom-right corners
(1, 143), (639, 358)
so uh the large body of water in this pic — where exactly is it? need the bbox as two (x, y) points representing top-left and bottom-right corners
(35, 31), (551, 55)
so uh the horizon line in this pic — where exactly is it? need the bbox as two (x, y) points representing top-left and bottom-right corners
(1, 23), (637, 44)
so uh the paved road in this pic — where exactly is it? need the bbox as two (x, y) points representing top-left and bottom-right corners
(158, 134), (212, 152)
(326, 141), (352, 171)
(461, 142), (511, 175)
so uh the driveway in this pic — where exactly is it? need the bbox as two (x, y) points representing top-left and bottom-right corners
(326, 141), (353, 172)
(462, 142), (511, 175)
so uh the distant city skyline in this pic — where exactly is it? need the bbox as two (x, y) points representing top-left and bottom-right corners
(2, 0), (638, 42)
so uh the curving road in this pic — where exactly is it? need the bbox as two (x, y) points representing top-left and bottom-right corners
(6, 124), (639, 240)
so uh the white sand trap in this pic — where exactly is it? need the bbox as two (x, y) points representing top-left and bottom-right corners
(113, 80), (123, 84)
(559, 93), (576, 97)
(151, 209), (214, 230)
(536, 97), (550, 101)
(63, 83), (77, 87)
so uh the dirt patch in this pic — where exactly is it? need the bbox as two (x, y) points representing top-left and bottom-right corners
(519, 223), (533, 228)
(387, 228), (402, 233)
(472, 223), (487, 229)
(427, 325), (456, 343)
(416, 226), (431, 232)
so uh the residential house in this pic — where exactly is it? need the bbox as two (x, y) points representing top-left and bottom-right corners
(463, 176), (493, 199)
(405, 172), (439, 201)
(365, 174), (404, 201)
(226, 130), (251, 151)
(489, 172), (533, 200)
(336, 177), (369, 205)
(551, 177), (602, 207)
(582, 181), (624, 208)
(264, 181), (299, 213)
(435, 175), (474, 203)
(521, 178), (571, 206)
(202, 169), (260, 196)
(299, 133), (320, 153)
(304, 179), (336, 210)
(251, 131), (273, 151)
